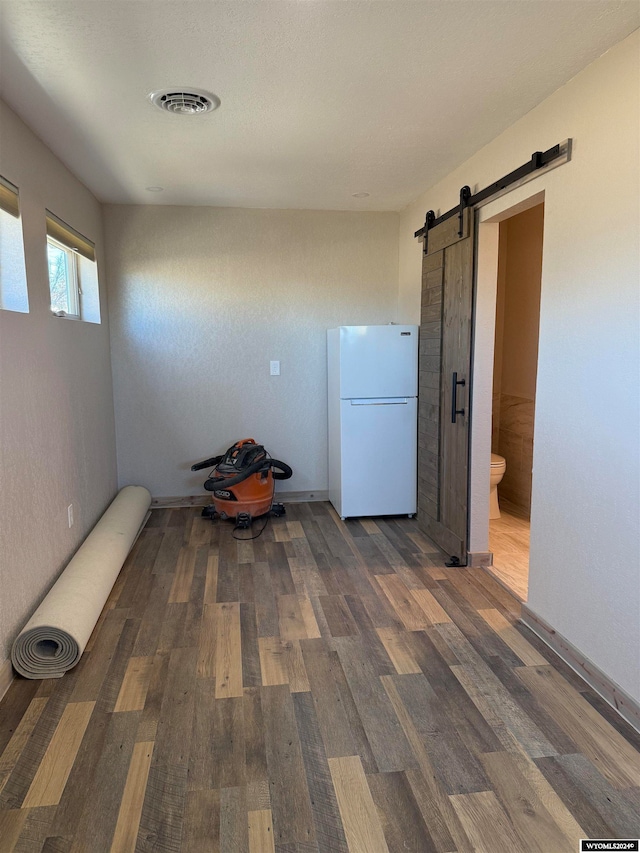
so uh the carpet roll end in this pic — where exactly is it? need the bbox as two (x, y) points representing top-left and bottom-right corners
(11, 485), (151, 679)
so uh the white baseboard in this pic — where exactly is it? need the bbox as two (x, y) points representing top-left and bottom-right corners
(0, 658), (14, 702)
(151, 491), (328, 509)
(521, 604), (640, 734)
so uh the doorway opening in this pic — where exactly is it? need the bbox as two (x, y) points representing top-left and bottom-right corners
(486, 202), (544, 600)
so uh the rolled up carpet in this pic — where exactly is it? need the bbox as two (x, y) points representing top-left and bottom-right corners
(11, 485), (151, 679)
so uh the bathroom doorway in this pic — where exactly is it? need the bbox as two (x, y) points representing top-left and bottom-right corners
(487, 202), (544, 600)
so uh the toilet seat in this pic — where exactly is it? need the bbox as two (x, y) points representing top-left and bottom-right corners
(489, 454), (506, 520)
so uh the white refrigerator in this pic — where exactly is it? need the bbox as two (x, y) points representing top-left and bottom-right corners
(327, 324), (418, 519)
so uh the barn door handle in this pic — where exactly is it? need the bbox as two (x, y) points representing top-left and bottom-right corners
(451, 372), (466, 423)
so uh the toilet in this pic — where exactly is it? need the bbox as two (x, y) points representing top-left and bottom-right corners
(490, 453), (506, 519)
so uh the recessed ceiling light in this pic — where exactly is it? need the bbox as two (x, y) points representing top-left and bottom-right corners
(149, 89), (220, 115)
(352, 192), (370, 198)
(145, 186), (164, 192)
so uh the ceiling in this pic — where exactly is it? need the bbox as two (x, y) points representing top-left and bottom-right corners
(0, 1), (638, 211)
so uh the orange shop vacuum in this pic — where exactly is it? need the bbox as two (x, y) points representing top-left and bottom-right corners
(191, 439), (292, 529)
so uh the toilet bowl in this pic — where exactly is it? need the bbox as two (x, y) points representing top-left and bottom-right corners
(490, 453), (506, 519)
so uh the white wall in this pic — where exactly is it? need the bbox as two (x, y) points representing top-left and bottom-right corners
(0, 101), (118, 668)
(105, 205), (399, 497)
(398, 31), (640, 702)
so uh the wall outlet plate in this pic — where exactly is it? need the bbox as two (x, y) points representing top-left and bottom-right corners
(68, 504), (74, 527)
(270, 360), (280, 376)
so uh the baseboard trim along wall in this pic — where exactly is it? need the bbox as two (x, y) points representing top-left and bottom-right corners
(151, 495), (209, 509)
(276, 490), (329, 503)
(0, 658), (14, 702)
(467, 551), (493, 568)
(521, 603), (640, 734)
(151, 490), (329, 509)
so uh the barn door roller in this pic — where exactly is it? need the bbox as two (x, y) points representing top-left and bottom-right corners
(416, 139), (572, 253)
(458, 186), (471, 238)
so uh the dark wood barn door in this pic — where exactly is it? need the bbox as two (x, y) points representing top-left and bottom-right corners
(418, 208), (475, 565)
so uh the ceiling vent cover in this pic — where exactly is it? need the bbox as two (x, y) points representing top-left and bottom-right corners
(149, 89), (220, 115)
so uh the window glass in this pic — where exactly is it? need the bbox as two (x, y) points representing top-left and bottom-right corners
(0, 180), (29, 313)
(78, 254), (101, 324)
(47, 238), (79, 317)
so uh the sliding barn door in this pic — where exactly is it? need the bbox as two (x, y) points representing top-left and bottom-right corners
(418, 208), (475, 565)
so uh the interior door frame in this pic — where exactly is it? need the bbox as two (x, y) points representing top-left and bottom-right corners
(467, 188), (545, 556)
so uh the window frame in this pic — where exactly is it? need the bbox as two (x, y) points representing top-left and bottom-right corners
(47, 235), (81, 319)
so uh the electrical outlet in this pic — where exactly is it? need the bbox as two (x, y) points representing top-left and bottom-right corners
(67, 504), (74, 528)
(270, 360), (280, 376)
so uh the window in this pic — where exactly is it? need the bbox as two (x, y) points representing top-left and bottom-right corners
(45, 210), (100, 323)
(0, 175), (29, 313)
(47, 237), (80, 317)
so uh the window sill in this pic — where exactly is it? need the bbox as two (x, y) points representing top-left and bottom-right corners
(51, 310), (81, 321)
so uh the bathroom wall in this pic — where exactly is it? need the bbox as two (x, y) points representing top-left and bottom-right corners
(491, 233), (508, 452)
(492, 204), (544, 515)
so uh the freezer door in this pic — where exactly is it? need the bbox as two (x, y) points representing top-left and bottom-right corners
(338, 325), (418, 399)
(338, 397), (417, 518)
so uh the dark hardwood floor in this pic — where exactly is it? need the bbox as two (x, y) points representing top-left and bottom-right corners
(1, 502), (639, 852)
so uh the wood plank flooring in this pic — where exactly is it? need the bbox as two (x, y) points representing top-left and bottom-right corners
(488, 503), (530, 601)
(1, 502), (639, 852)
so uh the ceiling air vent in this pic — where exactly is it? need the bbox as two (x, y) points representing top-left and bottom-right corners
(149, 89), (220, 115)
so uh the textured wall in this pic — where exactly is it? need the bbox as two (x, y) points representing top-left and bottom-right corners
(0, 101), (118, 667)
(105, 206), (399, 497)
(398, 32), (640, 701)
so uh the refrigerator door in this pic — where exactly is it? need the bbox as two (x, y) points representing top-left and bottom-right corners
(338, 396), (417, 518)
(338, 325), (418, 399)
